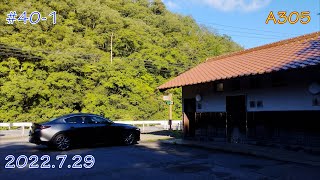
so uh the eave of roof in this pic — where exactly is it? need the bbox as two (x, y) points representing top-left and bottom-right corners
(158, 31), (320, 90)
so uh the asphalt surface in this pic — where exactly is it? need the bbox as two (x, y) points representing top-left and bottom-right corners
(0, 138), (320, 180)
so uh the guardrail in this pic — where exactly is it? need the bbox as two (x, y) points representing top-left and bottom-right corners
(114, 120), (183, 133)
(0, 122), (32, 136)
(0, 120), (182, 135)
(0, 123), (11, 129)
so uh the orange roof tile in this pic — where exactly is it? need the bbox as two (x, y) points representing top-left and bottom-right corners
(158, 32), (320, 90)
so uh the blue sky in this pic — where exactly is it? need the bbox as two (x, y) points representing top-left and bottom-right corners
(163, 0), (320, 49)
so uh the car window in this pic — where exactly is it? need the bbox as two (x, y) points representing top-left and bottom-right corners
(64, 116), (82, 124)
(81, 116), (94, 124)
(90, 116), (112, 124)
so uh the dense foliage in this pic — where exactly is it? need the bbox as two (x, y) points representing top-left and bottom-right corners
(0, 0), (242, 122)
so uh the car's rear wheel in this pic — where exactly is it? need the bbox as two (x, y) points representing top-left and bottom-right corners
(122, 131), (136, 145)
(53, 134), (71, 151)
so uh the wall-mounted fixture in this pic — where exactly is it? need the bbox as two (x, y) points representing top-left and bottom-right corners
(195, 94), (202, 102)
(308, 82), (320, 95)
(215, 82), (224, 92)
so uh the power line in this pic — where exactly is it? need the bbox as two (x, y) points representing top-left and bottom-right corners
(196, 20), (302, 36)
(206, 27), (288, 38)
(199, 23), (293, 40)
(202, 27), (281, 39)
(197, 20), (300, 35)
(218, 33), (279, 40)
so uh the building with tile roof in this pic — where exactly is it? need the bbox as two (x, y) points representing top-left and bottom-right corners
(159, 32), (320, 148)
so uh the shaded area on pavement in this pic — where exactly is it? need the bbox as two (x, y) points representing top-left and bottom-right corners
(1, 139), (320, 180)
(162, 139), (320, 166)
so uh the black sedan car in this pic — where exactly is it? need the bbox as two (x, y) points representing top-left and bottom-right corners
(29, 113), (140, 150)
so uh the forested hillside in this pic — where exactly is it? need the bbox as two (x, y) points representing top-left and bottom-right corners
(0, 0), (242, 122)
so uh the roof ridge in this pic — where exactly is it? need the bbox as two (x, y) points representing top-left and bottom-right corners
(206, 31), (320, 63)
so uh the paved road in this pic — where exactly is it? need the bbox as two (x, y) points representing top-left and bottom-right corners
(0, 139), (319, 180)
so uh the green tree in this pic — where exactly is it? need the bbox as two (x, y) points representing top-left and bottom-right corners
(0, 0), (242, 122)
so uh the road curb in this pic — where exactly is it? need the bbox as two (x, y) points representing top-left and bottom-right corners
(161, 139), (320, 166)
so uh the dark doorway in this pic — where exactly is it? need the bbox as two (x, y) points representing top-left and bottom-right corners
(183, 98), (196, 137)
(226, 95), (247, 143)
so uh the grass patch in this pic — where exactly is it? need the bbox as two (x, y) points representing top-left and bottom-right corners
(145, 130), (183, 138)
(142, 136), (173, 143)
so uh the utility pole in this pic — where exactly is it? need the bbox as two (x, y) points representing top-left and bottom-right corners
(169, 93), (173, 130)
(110, 32), (113, 64)
(163, 94), (173, 130)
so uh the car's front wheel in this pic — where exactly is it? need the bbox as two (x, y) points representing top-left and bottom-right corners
(122, 131), (136, 145)
(52, 134), (71, 151)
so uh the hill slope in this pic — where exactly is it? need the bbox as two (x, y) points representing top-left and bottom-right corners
(0, 0), (242, 122)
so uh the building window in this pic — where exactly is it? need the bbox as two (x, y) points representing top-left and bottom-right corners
(215, 82), (224, 92)
(257, 100), (263, 108)
(249, 101), (256, 108)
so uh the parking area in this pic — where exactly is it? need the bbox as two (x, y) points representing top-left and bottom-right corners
(1, 138), (320, 180)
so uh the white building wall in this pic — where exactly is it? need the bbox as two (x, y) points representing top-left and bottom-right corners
(247, 86), (319, 112)
(182, 70), (320, 112)
(188, 86), (320, 112)
(200, 93), (226, 112)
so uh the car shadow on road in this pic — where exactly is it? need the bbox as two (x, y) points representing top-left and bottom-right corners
(0, 139), (132, 153)
(33, 143), (135, 152)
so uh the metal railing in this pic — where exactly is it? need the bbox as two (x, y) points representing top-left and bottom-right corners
(114, 120), (183, 133)
(0, 122), (33, 136)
